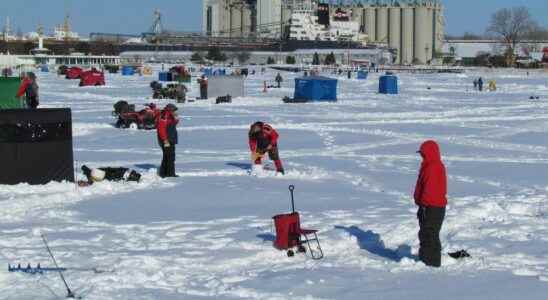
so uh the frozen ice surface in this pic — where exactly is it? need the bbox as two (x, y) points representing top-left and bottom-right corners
(1, 67), (548, 299)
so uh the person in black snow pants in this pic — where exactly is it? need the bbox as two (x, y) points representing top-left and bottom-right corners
(275, 73), (283, 88)
(157, 104), (180, 178)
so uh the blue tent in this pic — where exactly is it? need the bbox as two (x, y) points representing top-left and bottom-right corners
(357, 70), (368, 80)
(122, 66), (135, 76)
(379, 75), (398, 94)
(159, 72), (172, 82)
(293, 76), (337, 102)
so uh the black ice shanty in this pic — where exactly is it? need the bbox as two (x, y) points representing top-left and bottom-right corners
(0, 109), (75, 185)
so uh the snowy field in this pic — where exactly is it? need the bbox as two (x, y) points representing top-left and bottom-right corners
(1, 66), (548, 299)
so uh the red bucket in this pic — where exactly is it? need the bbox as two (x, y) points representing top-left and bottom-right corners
(273, 212), (301, 250)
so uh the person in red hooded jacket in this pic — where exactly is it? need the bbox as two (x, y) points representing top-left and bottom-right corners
(248, 121), (284, 174)
(156, 104), (179, 178)
(414, 140), (447, 267)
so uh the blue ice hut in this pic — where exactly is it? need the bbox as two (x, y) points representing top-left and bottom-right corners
(357, 70), (368, 80)
(293, 76), (338, 102)
(122, 66), (135, 76)
(379, 74), (398, 94)
(159, 72), (172, 82)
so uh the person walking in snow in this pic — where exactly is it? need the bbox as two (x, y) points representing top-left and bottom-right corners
(473, 78), (478, 90)
(156, 104), (179, 178)
(478, 77), (484, 92)
(275, 73), (283, 88)
(414, 140), (447, 267)
(248, 121), (285, 175)
(198, 75), (208, 99)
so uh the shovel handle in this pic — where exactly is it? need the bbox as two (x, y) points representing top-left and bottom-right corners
(289, 185), (295, 212)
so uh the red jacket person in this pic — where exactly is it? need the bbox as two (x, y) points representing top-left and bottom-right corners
(414, 140), (447, 267)
(156, 104), (179, 178)
(248, 121), (284, 174)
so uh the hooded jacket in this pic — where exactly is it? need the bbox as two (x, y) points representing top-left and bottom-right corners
(414, 140), (447, 208)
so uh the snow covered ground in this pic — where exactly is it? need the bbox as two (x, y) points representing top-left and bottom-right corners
(1, 66), (548, 299)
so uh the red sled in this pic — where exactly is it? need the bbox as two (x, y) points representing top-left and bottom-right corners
(65, 67), (83, 79)
(79, 68), (105, 86)
(272, 185), (324, 260)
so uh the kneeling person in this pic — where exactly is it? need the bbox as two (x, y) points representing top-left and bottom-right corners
(79, 165), (141, 186)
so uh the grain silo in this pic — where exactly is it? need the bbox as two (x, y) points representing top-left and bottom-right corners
(388, 6), (401, 63)
(365, 7), (377, 42)
(230, 5), (242, 37)
(414, 6), (428, 64)
(433, 3), (445, 54)
(376, 7), (388, 43)
(401, 5), (414, 65)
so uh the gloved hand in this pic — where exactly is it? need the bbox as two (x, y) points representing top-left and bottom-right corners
(164, 141), (171, 148)
(251, 152), (264, 162)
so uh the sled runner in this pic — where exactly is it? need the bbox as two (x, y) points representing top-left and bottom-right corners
(272, 185), (324, 260)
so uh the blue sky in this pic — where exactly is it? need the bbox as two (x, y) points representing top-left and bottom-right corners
(0, 0), (547, 37)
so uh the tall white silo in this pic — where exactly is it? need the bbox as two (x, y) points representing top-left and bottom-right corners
(414, 6), (428, 64)
(401, 6), (414, 65)
(230, 4), (242, 37)
(376, 7), (389, 43)
(425, 6), (434, 61)
(365, 7), (377, 42)
(433, 4), (445, 55)
(242, 5), (252, 36)
(388, 7), (401, 64)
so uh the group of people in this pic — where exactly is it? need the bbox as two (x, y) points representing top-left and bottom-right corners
(70, 66), (448, 268)
(80, 112), (447, 267)
(473, 77), (497, 92)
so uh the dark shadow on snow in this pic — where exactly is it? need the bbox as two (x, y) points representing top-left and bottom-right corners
(335, 225), (418, 262)
(256, 233), (275, 243)
(134, 163), (158, 170)
(227, 162), (252, 171)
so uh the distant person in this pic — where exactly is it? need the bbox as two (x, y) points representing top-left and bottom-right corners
(478, 77), (484, 92)
(347, 70), (352, 79)
(198, 75), (208, 99)
(176, 84), (188, 103)
(488, 80), (497, 92)
(16, 72), (39, 109)
(473, 79), (478, 90)
(156, 104), (179, 178)
(248, 121), (285, 175)
(304, 70), (309, 77)
(78, 165), (141, 186)
(414, 140), (447, 268)
(275, 73), (283, 88)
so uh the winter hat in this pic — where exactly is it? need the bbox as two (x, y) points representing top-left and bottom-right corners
(164, 103), (178, 112)
(91, 168), (106, 182)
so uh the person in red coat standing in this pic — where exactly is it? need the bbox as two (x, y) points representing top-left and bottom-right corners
(248, 121), (284, 174)
(156, 104), (179, 178)
(414, 140), (447, 267)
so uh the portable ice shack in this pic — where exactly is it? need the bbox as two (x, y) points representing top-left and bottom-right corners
(0, 108), (75, 185)
(292, 76), (337, 102)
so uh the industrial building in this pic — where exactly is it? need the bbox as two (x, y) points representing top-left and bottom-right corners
(202, 0), (445, 64)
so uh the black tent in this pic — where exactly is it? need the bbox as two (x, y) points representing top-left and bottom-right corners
(0, 109), (75, 185)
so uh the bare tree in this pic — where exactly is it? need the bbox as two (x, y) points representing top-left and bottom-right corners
(486, 7), (537, 65)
